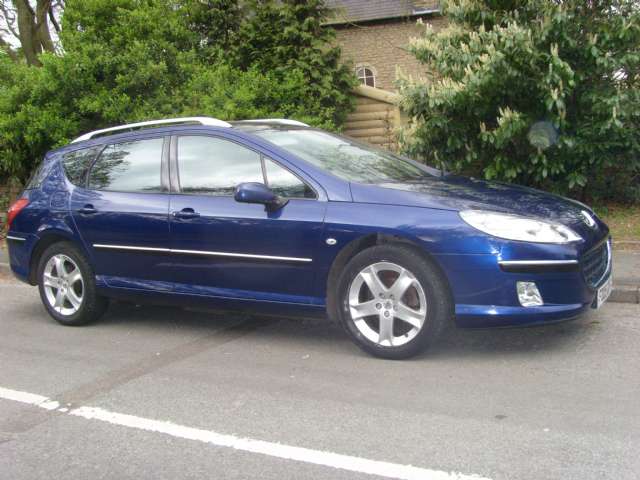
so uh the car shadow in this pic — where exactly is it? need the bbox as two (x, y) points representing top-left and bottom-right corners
(100, 301), (600, 361)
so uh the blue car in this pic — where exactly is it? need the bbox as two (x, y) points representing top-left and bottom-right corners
(6, 117), (612, 358)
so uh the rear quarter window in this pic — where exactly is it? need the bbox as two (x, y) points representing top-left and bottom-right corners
(24, 161), (49, 190)
(63, 147), (102, 187)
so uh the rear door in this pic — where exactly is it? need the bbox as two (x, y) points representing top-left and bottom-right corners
(70, 135), (173, 289)
(168, 134), (327, 304)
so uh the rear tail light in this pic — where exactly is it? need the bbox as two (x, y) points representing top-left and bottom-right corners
(6, 198), (29, 231)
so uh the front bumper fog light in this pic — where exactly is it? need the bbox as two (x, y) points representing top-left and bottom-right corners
(517, 281), (543, 307)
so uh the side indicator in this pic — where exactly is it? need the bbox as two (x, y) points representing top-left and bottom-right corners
(326, 238), (337, 246)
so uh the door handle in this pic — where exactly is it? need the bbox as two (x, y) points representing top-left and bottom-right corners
(172, 208), (200, 219)
(78, 204), (97, 215)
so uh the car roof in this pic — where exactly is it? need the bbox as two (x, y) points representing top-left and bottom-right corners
(48, 118), (310, 156)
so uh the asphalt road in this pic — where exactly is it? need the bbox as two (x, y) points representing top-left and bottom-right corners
(0, 275), (639, 480)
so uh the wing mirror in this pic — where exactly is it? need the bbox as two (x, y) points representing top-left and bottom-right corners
(234, 182), (289, 212)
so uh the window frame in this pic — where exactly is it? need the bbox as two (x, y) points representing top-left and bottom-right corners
(85, 135), (170, 194)
(170, 134), (318, 200)
(355, 64), (376, 88)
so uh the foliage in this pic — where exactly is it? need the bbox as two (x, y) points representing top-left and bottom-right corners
(231, 0), (355, 127)
(0, 0), (356, 180)
(399, 0), (640, 203)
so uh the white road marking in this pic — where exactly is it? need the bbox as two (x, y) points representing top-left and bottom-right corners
(0, 386), (59, 410)
(0, 386), (491, 480)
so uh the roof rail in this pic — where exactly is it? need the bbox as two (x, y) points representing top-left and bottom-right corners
(71, 117), (232, 143)
(234, 119), (310, 127)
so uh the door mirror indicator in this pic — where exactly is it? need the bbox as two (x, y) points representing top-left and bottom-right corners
(234, 182), (289, 212)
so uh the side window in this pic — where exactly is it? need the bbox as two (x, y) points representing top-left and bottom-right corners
(177, 136), (263, 196)
(264, 159), (316, 199)
(25, 161), (49, 190)
(63, 147), (101, 187)
(88, 138), (164, 193)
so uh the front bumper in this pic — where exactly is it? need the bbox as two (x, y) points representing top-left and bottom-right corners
(434, 238), (612, 328)
(454, 302), (593, 328)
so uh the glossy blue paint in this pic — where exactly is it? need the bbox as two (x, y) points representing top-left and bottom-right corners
(7, 123), (611, 328)
(234, 182), (281, 206)
(168, 194), (326, 300)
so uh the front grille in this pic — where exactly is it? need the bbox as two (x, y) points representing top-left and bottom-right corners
(581, 240), (610, 288)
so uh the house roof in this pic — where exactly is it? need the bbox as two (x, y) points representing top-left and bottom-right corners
(325, 0), (440, 25)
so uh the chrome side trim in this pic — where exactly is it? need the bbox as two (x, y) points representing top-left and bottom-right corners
(499, 259), (579, 266)
(6, 235), (26, 242)
(93, 244), (169, 253)
(170, 248), (312, 262)
(92, 244), (312, 263)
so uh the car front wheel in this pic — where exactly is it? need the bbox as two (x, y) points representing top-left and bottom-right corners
(336, 244), (452, 359)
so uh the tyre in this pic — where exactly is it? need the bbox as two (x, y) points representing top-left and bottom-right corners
(37, 241), (108, 326)
(336, 244), (452, 359)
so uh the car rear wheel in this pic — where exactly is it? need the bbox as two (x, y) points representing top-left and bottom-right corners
(37, 242), (108, 326)
(336, 244), (452, 359)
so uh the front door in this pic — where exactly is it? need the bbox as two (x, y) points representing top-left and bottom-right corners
(168, 134), (326, 304)
(70, 135), (173, 289)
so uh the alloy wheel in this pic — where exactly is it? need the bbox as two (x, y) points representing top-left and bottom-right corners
(42, 254), (84, 316)
(348, 261), (427, 347)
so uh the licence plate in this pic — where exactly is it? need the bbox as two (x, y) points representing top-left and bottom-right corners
(595, 275), (613, 309)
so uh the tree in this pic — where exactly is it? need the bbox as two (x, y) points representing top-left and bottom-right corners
(0, 0), (357, 180)
(0, 0), (62, 65)
(399, 0), (640, 203)
(232, 0), (356, 128)
(182, 0), (242, 58)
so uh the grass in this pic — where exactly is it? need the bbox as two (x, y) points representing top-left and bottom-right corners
(595, 204), (640, 250)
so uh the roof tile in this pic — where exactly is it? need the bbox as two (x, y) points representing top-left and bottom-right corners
(325, 0), (440, 24)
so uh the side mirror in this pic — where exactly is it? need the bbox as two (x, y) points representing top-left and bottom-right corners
(234, 182), (289, 212)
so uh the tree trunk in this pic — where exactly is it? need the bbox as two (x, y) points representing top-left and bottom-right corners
(15, 0), (41, 65)
(35, 0), (55, 53)
(12, 0), (57, 66)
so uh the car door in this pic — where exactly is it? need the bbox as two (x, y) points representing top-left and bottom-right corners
(168, 134), (327, 304)
(70, 135), (173, 289)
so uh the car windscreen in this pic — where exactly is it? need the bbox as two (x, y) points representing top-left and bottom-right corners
(253, 129), (435, 184)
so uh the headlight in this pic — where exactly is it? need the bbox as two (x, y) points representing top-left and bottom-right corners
(459, 210), (581, 243)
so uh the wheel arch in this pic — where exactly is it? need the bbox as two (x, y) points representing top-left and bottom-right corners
(325, 232), (453, 321)
(28, 230), (87, 285)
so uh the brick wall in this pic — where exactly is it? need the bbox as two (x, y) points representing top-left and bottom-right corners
(334, 15), (446, 92)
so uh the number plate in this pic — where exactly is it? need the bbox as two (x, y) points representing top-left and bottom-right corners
(595, 275), (613, 309)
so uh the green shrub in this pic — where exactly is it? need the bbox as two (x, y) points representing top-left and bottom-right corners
(0, 0), (356, 181)
(399, 0), (640, 204)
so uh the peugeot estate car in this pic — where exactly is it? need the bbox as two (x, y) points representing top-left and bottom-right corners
(6, 117), (612, 359)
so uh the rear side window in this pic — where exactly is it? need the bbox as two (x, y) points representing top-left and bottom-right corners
(63, 147), (102, 187)
(177, 136), (263, 196)
(88, 138), (164, 193)
(25, 161), (49, 190)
